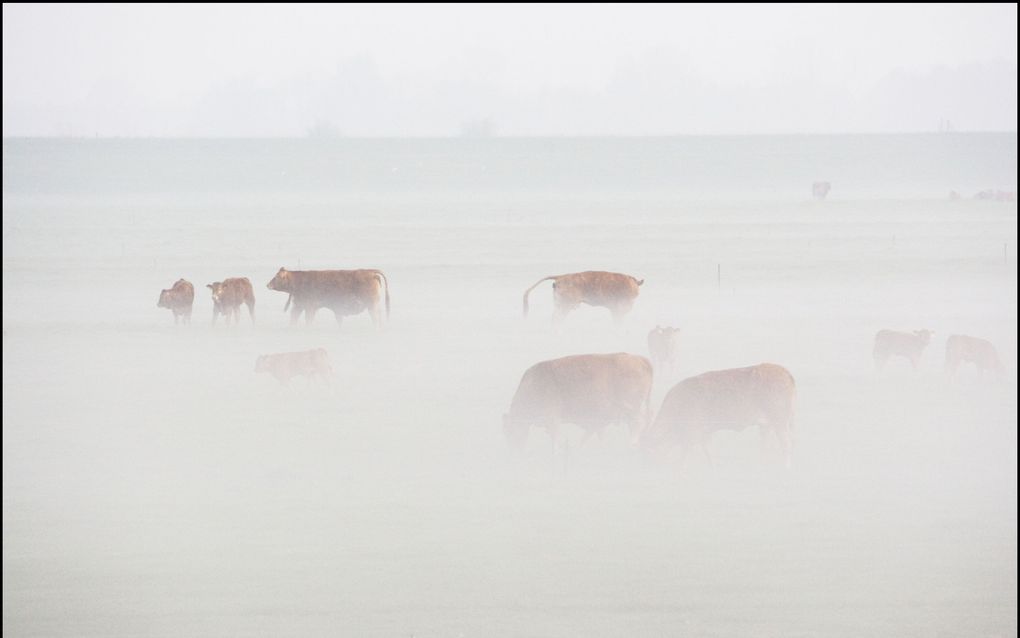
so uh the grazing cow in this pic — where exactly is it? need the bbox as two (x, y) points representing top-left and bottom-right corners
(642, 363), (797, 469)
(255, 348), (332, 386)
(647, 326), (682, 376)
(266, 267), (390, 329)
(812, 181), (831, 200)
(157, 278), (194, 324)
(206, 277), (255, 326)
(945, 334), (1003, 379)
(873, 329), (933, 370)
(503, 353), (653, 454)
(522, 271), (644, 325)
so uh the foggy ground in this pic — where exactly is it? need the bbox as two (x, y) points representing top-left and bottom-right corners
(3, 187), (1017, 636)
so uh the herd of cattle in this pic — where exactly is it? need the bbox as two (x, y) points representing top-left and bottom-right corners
(158, 268), (1004, 469)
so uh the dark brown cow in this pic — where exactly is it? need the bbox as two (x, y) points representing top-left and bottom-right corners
(157, 278), (194, 324)
(266, 267), (390, 329)
(255, 348), (332, 386)
(503, 353), (653, 454)
(945, 334), (1003, 379)
(812, 181), (831, 200)
(206, 277), (255, 326)
(647, 325), (681, 375)
(873, 329), (933, 370)
(522, 271), (644, 325)
(642, 363), (797, 469)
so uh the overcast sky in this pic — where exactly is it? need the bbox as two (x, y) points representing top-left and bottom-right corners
(3, 3), (1017, 137)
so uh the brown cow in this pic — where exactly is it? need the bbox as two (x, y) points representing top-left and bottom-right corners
(642, 363), (797, 469)
(255, 348), (332, 386)
(503, 353), (653, 454)
(873, 329), (933, 370)
(522, 271), (644, 325)
(945, 334), (1003, 379)
(206, 278), (255, 326)
(157, 278), (194, 324)
(812, 181), (831, 200)
(267, 267), (390, 329)
(647, 326), (681, 376)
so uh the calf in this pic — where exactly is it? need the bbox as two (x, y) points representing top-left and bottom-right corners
(157, 279), (194, 324)
(873, 329), (933, 370)
(945, 334), (1003, 379)
(255, 349), (332, 386)
(207, 278), (255, 326)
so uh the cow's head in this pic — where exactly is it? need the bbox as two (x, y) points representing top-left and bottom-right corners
(914, 329), (934, 345)
(207, 282), (224, 303)
(267, 267), (292, 292)
(502, 414), (529, 450)
(157, 289), (170, 308)
(254, 355), (268, 373)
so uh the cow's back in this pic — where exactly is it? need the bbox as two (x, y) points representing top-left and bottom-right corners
(511, 353), (651, 425)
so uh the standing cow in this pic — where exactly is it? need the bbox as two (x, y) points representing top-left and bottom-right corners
(642, 363), (797, 469)
(267, 268), (390, 329)
(503, 353), (653, 455)
(945, 334), (1003, 379)
(873, 329), (933, 370)
(207, 277), (255, 326)
(647, 326), (682, 376)
(157, 278), (194, 324)
(522, 271), (644, 326)
(255, 348), (333, 386)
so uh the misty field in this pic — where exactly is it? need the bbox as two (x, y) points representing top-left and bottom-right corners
(3, 137), (1017, 637)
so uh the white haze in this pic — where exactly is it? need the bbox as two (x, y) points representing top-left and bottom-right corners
(3, 135), (1017, 637)
(2, 3), (1017, 136)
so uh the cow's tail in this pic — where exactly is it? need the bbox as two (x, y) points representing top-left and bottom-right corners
(522, 275), (558, 318)
(373, 270), (390, 320)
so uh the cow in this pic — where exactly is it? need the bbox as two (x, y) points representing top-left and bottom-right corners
(206, 277), (255, 326)
(522, 271), (644, 326)
(255, 348), (333, 386)
(641, 363), (797, 469)
(647, 325), (681, 376)
(945, 334), (1003, 379)
(266, 267), (390, 329)
(503, 353), (653, 455)
(812, 181), (831, 200)
(873, 329), (933, 370)
(157, 278), (194, 324)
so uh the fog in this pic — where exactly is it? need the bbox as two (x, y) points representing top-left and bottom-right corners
(3, 134), (1016, 636)
(3, 4), (1017, 136)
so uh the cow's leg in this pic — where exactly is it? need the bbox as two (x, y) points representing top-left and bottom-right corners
(211, 308), (218, 327)
(305, 307), (317, 326)
(369, 304), (382, 330)
(334, 310), (344, 329)
(247, 302), (255, 325)
(290, 305), (302, 326)
(774, 423), (793, 470)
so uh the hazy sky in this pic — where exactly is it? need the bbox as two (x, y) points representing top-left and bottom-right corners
(3, 3), (1017, 136)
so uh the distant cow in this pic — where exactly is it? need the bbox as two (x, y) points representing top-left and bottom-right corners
(522, 271), (644, 325)
(207, 277), (255, 326)
(255, 348), (332, 386)
(267, 267), (390, 329)
(503, 353), (653, 453)
(945, 334), (1003, 379)
(647, 326), (681, 375)
(642, 363), (797, 469)
(812, 181), (831, 200)
(157, 278), (194, 324)
(873, 329), (933, 370)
